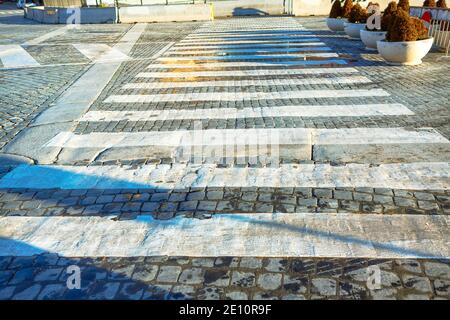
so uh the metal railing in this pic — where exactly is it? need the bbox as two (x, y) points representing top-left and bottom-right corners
(410, 6), (450, 56)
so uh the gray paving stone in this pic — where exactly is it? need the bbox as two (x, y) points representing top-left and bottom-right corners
(179, 268), (204, 284)
(311, 278), (337, 296)
(257, 273), (282, 290)
(34, 267), (63, 282)
(37, 284), (67, 300)
(231, 271), (255, 288)
(225, 291), (248, 300)
(424, 262), (450, 279)
(0, 286), (15, 300)
(12, 284), (42, 300)
(402, 275), (432, 293)
(132, 265), (158, 282)
(434, 279), (450, 296)
(88, 282), (120, 300)
(157, 266), (182, 283)
(264, 258), (288, 272)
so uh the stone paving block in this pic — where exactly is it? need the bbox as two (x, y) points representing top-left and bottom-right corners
(132, 265), (158, 282)
(231, 271), (255, 288)
(402, 275), (432, 293)
(423, 262), (450, 279)
(12, 284), (42, 300)
(225, 291), (248, 300)
(37, 284), (67, 300)
(178, 268), (205, 284)
(157, 266), (182, 283)
(34, 267), (63, 282)
(311, 278), (337, 296)
(197, 286), (223, 300)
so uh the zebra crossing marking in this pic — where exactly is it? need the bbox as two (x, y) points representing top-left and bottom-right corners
(166, 46), (330, 55)
(123, 76), (372, 89)
(145, 61), (347, 69)
(44, 128), (447, 149)
(0, 162), (448, 190)
(79, 104), (413, 122)
(169, 42), (325, 50)
(137, 67), (358, 78)
(157, 53), (339, 61)
(1, 213), (449, 258)
(0, 44), (39, 68)
(73, 43), (130, 63)
(104, 89), (389, 103)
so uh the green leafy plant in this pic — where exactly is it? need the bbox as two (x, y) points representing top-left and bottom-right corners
(437, 0), (447, 7)
(381, 1), (398, 31)
(386, 9), (429, 41)
(348, 3), (369, 23)
(423, 0), (436, 6)
(397, 0), (410, 12)
(329, 0), (343, 18)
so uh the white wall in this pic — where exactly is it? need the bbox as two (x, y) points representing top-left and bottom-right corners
(212, 0), (285, 17)
(119, 3), (211, 23)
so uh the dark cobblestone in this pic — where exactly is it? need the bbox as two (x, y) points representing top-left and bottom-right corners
(0, 254), (448, 300)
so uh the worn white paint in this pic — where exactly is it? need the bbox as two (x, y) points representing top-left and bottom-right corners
(0, 162), (449, 190)
(124, 76), (371, 89)
(166, 46), (330, 55)
(73, 43), (130, 63)
(146, 61), (346, 69)
(180, 35), (317, 42)
(175, 38), (323, 45)
(169, 42), (324, 50)
(80, 104), (413, 122)
(1, 213), (449, 258)
(158, 52), (338, 61)
(22, 25), (70, 46)
(185, 31), (312, 39)
(141, 67), (357, 77)
(0, 45), (39, 68)
(44, 128), (447, 149)
(104, 89), (388, 103)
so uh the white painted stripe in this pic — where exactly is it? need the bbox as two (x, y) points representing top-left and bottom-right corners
(146, 61), (345, 69)
(0, 162), (448, 190)
(181, 36), (316, 42)
(175, 39), (326, 45)
(72, 43), (130, 63)
(80, 104), (413, 122)
(1, 213), (449, 258)
(104, 89), (389, 103)
(150, 42), (175, 59)
(0, 45), (39, 68)
(169, 42), (324, 50)
(137, 67), (358, 78)
(193, 29), (308, 35)
(186, 31), (312, 38)
(124, 76), (372, 89)
(22, 25), (69, 46)
(44, 128), (447, 149)
(166, 46), (330, 55)
(157, 53), (340, 61)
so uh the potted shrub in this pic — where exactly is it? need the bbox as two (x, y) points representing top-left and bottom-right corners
(327, 0), (345, 31)
(398, 0), (410, 12)
(344, 3), (369, 38)
(437, 0), (447, 7)
(327, 0), (352, 31)
(377, 9), (433, 65)
(423, 0), (436, 6)
(360, 2), (396, 50)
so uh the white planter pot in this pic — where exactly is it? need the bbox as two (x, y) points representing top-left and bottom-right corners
(360, 29), (387, 50)
(326, 18), (346, 32)
(377, 37), (434, 66)
(344, 22), (366, 39)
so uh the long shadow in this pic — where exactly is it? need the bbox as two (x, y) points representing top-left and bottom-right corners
(232, 7), (269, 16)
(0, 238), (172, 300)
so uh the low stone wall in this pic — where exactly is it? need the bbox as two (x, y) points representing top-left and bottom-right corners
(292, 0), (425, 17)
(25, 6), (117, 24)
(118, 4), (212, 23)
(212, 0), (285, 17)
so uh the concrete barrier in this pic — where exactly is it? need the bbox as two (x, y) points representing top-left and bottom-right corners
(25, 6), (117, 24)
(212, 0), (285, 17)
(118, 4), (212, 23)
(292, 0), (425, 16)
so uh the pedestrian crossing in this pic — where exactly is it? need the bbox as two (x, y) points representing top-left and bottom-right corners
(0, 10), (23, 16)
(1, 17), (449, 261)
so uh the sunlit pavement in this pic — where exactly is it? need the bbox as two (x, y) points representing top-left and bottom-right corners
(0, 12), (449, 300)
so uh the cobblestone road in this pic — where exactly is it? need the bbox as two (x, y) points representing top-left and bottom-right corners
(0, 14), (449, 300)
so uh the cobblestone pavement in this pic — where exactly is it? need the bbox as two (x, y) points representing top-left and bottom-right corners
(0, 16), (449, 300)
(0, 254), (449, 300)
